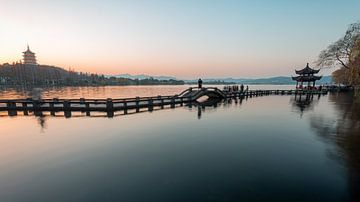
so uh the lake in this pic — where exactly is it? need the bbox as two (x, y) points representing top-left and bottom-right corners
(0, 84), (294, 99)
(0, 85), (359, 201)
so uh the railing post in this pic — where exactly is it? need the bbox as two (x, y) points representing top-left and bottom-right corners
(171, 97), (175, 108)
(148, 98), (153, 111)
(180, 97), (184, 106)
(135, 97), (140, 112)
(32, 99), (38, 111)
(158, 95), (164, 109)
(50, 98), (57, 111)
(21, 102), (28, 115)
(123, 101), (128, 114)
(80, 98), (85, 111)
(63, 100), (71, 111)
(106, 98), (113, 111)
(21, 102), (27, 109)
(7, 102), (17, 116)
(63, 100), (71, 118)
(106, 98), (114, 118)
(84, 101), (90, 116)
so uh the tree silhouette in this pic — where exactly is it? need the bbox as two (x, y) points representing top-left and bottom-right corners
(317, 22), (360, 69)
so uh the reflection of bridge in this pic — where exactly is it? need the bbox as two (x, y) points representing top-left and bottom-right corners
(0, 87), (328, 117)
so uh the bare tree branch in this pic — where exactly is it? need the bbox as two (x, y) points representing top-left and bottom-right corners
(316, 22), (360, 69)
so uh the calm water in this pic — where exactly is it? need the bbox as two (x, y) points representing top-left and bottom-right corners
(0, 86), (359, 201)
(0, 84), (294, 99)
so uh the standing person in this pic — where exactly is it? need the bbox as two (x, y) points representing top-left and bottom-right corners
(198, 78), (203, 89)
(240, 84), (244, 92)
(246, 85), (249, 92)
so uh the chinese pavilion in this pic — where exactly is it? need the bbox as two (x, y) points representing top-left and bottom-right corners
(292, 63), (321, 89)
(23, 45), (37, 65)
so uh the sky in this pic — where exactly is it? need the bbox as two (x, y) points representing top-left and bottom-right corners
(1, 0), (359, 79)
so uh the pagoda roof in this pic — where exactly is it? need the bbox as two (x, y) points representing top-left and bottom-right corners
(22, 45), (34, 54)
(292, 75), (322, 82)
(295, 63), (320, 75)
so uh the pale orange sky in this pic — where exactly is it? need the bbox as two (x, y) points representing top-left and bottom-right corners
(1, 0), (358, 78)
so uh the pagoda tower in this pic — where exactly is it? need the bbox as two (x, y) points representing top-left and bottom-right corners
(22, 45), (37, 65)
(292, 63), (322, 89)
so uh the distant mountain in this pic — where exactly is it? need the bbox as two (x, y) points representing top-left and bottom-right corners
(107, 74), (333, 85)
(108, 74), (177, 81)
(185, 76), (333, 85)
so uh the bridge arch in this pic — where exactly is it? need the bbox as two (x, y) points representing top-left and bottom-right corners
(178, 87), (226, 101)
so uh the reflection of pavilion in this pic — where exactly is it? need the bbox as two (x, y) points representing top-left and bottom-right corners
(291, 93), (321, 117)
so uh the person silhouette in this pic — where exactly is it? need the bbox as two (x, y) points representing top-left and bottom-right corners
(198, 78), (203, 89)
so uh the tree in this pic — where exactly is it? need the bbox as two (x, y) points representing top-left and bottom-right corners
(350, 39), (360, 94)
(317, 22), (360, 69)
(332, 38), (360, 86)
(332, 67), (348, 85)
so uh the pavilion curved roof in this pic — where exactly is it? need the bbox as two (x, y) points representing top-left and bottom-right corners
(295, 63), (320, 75)
(292, 75), (322, 82)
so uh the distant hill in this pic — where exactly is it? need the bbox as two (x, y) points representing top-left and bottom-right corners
(0, 64), (184, 86)
(185, 76), (333, 85)
(108, 74), (333, 85)
(111, 75), (334, 85)
(109, 74), (177, 81)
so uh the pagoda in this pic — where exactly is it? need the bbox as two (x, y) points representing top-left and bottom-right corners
(292, 63), (321, 89)
(22, 45), (37, 65)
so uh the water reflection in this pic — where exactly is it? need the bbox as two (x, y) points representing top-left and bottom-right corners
(309, 93), (360, 201)
(1, 92), (359, 201)
(0, 85), (294, 99)
(36, 114), (47, 131)
(291, 93), (322, 117)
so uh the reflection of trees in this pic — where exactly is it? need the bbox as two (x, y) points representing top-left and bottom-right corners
(309, 93), (360, 201)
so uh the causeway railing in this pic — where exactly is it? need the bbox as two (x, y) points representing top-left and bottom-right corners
(0, 88), (329, 117)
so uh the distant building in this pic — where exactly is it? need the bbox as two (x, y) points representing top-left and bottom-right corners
(23, 45), (37, 65)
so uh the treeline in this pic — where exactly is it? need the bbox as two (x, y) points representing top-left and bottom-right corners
(186, 80), (235, 85)
(0, 63), (184, 86)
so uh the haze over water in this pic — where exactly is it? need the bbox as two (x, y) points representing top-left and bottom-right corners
(0, 86), (359, 201)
